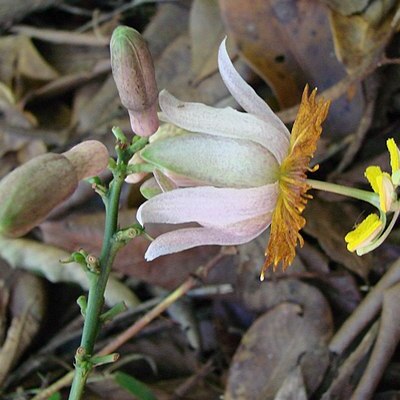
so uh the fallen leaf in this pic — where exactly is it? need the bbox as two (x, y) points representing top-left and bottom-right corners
(224, 301), (331, 400)
(0, 237), (139, 308)
(327, 0), (400, 72)
(39, 210), (229, 289)
(274, 367), (307, 400)
(0, 263), (46, 386)
(218, 0), (365, 135)
(190, 0), (228, 84)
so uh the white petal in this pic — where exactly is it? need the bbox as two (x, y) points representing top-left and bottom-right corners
(141, 133), (279, 188)
(218, 38), (290, 139)
(159, 90), (289, 164)
(137, 184), (278, 227)
(145, 214), (272, 260)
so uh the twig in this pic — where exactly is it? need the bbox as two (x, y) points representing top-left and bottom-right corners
(329, 258), (400, 354)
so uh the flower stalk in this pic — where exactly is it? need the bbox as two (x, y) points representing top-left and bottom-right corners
(68, 130), (148, 400)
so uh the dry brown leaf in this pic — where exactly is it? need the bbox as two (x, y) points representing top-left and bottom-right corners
(218, 0), (365, 137)
(224, 301), (331, 400)
(274, 367), (307, 400)
(190, 0), (228, 84)
(0, 0), (61, 27)
(0, 267), (46, 386)
(327, 0), (400, 72)
(143, 2), (190, 62)
(0, 35), (58, 115)
(0, 237), (139, 307)
(39, 210), (229, 289)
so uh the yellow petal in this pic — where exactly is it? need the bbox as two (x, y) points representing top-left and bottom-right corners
(262, 86), (330, 275)
(387, 138), (400, 176)
(345, 214), (383, 252)
(364, 165), (382, 194)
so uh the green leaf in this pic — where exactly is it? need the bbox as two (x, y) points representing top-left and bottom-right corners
(114, 371), (157, 400)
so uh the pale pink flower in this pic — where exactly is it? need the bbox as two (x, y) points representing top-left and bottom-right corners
(136, 39), (288, 260)
(135, 39), (329, 272)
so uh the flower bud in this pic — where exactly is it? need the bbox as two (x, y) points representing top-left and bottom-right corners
(0, 141), (109, 237)
(110, 26), (159, 137)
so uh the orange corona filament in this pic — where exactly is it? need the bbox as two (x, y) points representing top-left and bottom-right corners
(262, 86), (330, 276)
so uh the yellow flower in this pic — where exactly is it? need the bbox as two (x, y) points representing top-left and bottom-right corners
(345, 214), (383, 253)
(344, 137), (400, 256)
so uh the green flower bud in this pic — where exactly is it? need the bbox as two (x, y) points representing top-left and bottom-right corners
(110, 26), (159, 137)
(0, 140), (109, 237)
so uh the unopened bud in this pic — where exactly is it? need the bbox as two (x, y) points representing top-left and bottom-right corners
(110, 26), (159, 137)
(0, 141), (109, 237)
(63, 140), (109, 180)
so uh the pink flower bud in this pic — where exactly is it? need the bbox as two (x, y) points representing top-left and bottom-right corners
(110, 26), (159, 137)
(0, 141), (109, 237)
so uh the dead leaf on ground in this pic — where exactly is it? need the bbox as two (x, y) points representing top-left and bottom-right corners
(274, 367), (307, 400)
(0, 237), (139, 308)
(218, 0), (365, 139)
(326, 0), (400, 72)
(190, 0), (231, 85)
(224, 301), (331, 400)
(0, 261), (46, 386)
(39, 210), (231, 289)
(223, 236), (333, 400)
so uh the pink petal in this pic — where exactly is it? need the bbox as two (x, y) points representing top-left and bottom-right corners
(144, 213), (272, 260)
(137, 184), (278, 227)
(159, 90), (289, 164)
(218, 38), (290, 139)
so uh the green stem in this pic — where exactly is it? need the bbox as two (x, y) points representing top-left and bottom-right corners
(306, 179), (380, 208)
(68, 171), (125, 400)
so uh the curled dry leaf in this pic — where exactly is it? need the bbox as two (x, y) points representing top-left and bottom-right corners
(0, 262), (46, 386)
(0, 237), (139, 308)
(326, 0), (400, 72)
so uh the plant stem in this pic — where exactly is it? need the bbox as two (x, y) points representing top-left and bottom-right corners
(306, 179), (379, 208)
(68, 171), (125, 400)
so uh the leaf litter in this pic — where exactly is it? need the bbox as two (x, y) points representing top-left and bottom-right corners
(0, 1), (399, 399)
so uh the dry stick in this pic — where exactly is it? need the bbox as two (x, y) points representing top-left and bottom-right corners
(32, 248), (233, 400)
(351, 282), (400, 400)
(329, 258), (400, 355)
(171, 359), (215, 400)
(321, 322), (379, 400)
(98, 248), (233, 356)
